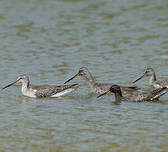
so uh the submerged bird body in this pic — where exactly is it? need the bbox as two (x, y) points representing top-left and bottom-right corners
(2, 75), (78, 98)
(64, 67), (138, 95)
(97, 85), (168, 102)
(133, 68), (168, 88)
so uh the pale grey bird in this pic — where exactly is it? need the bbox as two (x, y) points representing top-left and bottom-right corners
(2, 75), (78, 98)
(133, 68), (168, 88)
(64, 67), (138, 95)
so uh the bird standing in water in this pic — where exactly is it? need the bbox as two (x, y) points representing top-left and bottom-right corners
(133, 68), (168, 88)
(64, 67), (138, 95)
(2, 75), (78, 98)
(97, 85), (168, 102)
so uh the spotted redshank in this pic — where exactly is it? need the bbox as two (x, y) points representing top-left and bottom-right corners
(64, 67), (138, 95)
(97, 84), (168, 102)
(133, 68), (168, 88)
(2, 75), (78, 98)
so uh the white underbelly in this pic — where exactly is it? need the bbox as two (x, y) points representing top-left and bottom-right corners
(51, 88), (74, 97)
(22, 89), (36, 98)
(153, 83), (163, 89)
(22, 92), (36, 98)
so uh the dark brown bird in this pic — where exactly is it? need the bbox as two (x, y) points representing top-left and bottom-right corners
(97, 85), (168, 102)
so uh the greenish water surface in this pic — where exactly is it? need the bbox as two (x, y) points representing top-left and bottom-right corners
(0, 0), (168, 151)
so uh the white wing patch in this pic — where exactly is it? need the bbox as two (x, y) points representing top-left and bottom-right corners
(151, 89), (168, 100)
(153, 83), (162, 88)
(51, 88), (75, 97)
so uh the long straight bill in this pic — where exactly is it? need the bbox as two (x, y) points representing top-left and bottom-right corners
(64, 73), (79, 84)
(133, 74), (145, 83)
(1, 80), (19, 90)
(97, 90), (111, 98)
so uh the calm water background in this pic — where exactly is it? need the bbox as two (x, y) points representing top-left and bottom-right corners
(0, 0), (168, 151)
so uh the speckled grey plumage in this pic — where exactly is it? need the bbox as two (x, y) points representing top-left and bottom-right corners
(64, 67), (138, 95)
(2, 75), (78, 98)
(98, 85), (168, 102)
(133, 68), (168, 88)
(33, 84), (78, 98)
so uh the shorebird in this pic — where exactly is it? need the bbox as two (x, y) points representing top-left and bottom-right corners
(133, 68), (168, 88)
(2, 75), (78, 98)
(64, 67), (138, 95)
(97, 85), (168, 102)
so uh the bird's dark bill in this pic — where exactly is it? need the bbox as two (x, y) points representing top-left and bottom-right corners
(64, 73), (79, 84)
(2, 80), (19, 90)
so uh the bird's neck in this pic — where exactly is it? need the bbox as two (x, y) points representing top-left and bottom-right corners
(21, 81), (30, 93)
(149, 73), (156, 85)
(114, 90), (123, 101)
(84, 71), (95, 85)
(115, 93), (123, 101)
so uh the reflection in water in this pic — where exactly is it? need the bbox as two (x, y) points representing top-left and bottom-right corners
(21, 96), (30, 103)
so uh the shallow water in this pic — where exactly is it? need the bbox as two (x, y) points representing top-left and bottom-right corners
(0, 0), (168, 151)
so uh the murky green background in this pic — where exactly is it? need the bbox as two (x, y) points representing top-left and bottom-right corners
(0, 0), (168, 151)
